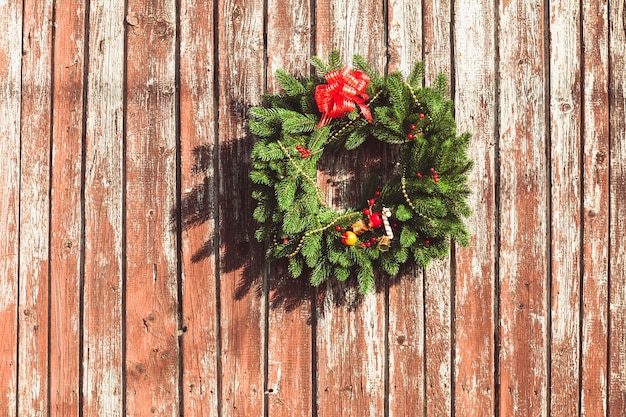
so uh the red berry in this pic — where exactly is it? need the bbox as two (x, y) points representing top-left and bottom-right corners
(407, 133), (414, 139)
(430, 167), (435, 173)
(420, 113), (425, 119)
(425, 239), (430, 245)
(416, 172), (422, 178)
(371, 237), (377, 243)
(374, 190), (380, 196)
(410, 124), (416, 130)
(363, 208), (371, 216)
(366, 242), (372, 247)
(368, 199), (376, 206)
(360, 242), (366, 248)
(336, 225), (342, 231)
(283, 238), (289, 244)
(434, 177), (439, 182)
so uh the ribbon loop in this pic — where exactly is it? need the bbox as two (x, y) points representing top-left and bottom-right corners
(315, 66), (373, 128)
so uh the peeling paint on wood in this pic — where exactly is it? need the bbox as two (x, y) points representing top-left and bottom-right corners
(0, 1), (625, 415)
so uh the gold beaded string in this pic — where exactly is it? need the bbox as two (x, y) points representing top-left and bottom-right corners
(326, 88), (384, 144)
(401, 172), (435, 222)
(276, 140), (327, 208)
(285, 211), (362, 259)
(405, 82), (420, 106)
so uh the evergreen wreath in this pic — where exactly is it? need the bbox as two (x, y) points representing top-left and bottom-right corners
(249, 51), (473, 294)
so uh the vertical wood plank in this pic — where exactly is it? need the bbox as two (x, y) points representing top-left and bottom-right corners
(179, 0), (220, 414)
(265, 1), (314, 415)
(452, 0), (497, 414)
(549, 1), (582, 415)
(0, 1), (22, 415)
(82, 1), (125, 414)
(216, 1), (265, 415)
(608, 0), (626, 413)
(314, 2), (387, 416)
(580, 0), (609, 414)
(18, 0), (53, 415)
(386, 4), (426, 417)
(49, 0), (86, 415)
(498, 1), (549, 415)
(125, 0), (180, 414)
(422, 1), (453, 414)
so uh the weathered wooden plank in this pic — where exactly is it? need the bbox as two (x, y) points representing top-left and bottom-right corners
(580, 0), (610, 414)
(452, 0), (497, 414)
(549, 1), (582, 415)
(82, 1), (125, 414)
(498, 1), (549, 415)
(124, 0), (180, 415)
(216, 1), (266, 415)
(49, 1), (86, 415)
(423, 0), (451, 79)
(265, 1), (314, 415)
(387, 272), (426, 417)
(179, 0), (220, 414)
(314, 2), (387, 416)
(422, 1), (453, 414)
(386, 4), (426, 416)
(387, 0), (423, 75)
(18, 1), (53, 415)
(608, 0), (626, 413)
(0, 0), (22, 415)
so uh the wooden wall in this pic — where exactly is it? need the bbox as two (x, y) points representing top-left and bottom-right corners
(0, 0), (624, 415)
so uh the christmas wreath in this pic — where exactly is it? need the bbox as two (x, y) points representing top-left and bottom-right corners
(249, 51), (473, 294)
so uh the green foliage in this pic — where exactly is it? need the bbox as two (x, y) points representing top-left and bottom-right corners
(249, 50), (473, 294)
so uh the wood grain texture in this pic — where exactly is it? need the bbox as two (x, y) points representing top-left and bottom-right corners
(549, 1), (582, 415)
(387, 272), (426, 417)
(18, 0), (53, 415)
(386, 4), (426, 416)
(452, 0), (497, 414)
(125, 0), (180, 414)
(265, 1), (314, 415)
(49, 1), (86, 415)
(1, 2), (625, 415)
(0, 0), (22, 415)
(387, 0), (423, 75)
(216, 1), (265, 415)
(580, 0), (610, 415)
(179, 0), (220, 414)
(314, 2), (386, 416)
(498, 1), (549, 416)
(422, 1), (453, 414)
(82, 1), (125, 414)
(608, 0), (626, 413)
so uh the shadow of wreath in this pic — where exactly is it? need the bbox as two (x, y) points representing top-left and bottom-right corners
(173, 101), (408, 314)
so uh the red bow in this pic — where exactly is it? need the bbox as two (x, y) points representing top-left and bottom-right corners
(315, 66), (373, 128)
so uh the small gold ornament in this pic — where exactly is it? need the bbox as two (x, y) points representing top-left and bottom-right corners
(351, 219), (369, 235)
(377, 236), (391, 251)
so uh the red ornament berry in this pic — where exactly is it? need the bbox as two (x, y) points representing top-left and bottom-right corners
(368, 199), (376, 206)
(336, 225), (342, 231)
(371, 237), (377, 243)
(363, 208), (371, 216)
(360, 242), (366, 248)
(410, 124), (416, 130)
(283, 238), (289, 244)
(420, 113), (425, 119)
(425, 239), (430, 245)
(416, 172), (422, 178)
(374, 190), (380, 196)
(430, 167), (436, 173)
(368, 212), (383, 229)
(366, 241), (372, 247)
(434, 177), (439, 182)
(407, 133), (415, 140)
